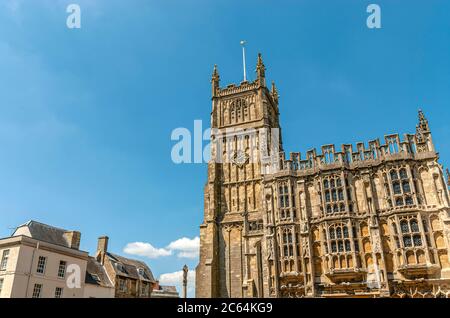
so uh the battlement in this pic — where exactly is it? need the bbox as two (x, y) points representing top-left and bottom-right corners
(278, 131), (435, 173)
(217, 80), (260, 97)
(211, 53), (276, 101)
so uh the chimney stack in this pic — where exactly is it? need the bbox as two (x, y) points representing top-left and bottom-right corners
(97, 236), (109, 265)
(64, 231), (81, 250)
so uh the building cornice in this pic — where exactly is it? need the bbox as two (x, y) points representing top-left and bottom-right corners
(0, 235), (89, 260)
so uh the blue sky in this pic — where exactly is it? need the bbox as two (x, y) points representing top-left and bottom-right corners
(0, 0), (449, 297)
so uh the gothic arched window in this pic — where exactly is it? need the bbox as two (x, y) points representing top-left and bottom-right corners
(323, 175), (348, 214)
(398, 216), (423, 249)
(278, 182), (294, 221)
(281, 228), (295, 264)
(328, 223), (354, 256)
(389, 167), (416, 209)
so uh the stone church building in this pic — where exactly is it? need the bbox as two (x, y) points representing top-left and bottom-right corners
(196, 54), (450, 298)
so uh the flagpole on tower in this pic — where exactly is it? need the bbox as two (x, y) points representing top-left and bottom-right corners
(240, 40), (247, 81)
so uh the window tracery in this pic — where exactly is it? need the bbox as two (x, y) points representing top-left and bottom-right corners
(389, 167), (415, 207)
(328, 223), (351, 254)
(399, 217), (422, 248)
(278, 227), (297, 273)
(226, 98), (250, 124)
(278, 182), (296, 221)
(322, 175), (350, 214)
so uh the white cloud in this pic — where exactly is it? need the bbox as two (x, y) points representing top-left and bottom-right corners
(159, 270), (196, 298)
(123, 242), (171, 259)
(159, 270), (195, 285)
(124, 236), (199, 260)
(167, 237), (200, 259)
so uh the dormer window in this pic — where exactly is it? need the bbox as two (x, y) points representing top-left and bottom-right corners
(116, 263), (124, 272)
(138, 268), (145, 276)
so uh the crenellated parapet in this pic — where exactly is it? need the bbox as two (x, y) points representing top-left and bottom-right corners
(275, 112), (436, 175)
(211, 53), (278, 105)
(217, 80), (260, 97)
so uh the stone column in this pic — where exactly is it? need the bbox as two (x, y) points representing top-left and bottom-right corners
(182, 265), (188, 298)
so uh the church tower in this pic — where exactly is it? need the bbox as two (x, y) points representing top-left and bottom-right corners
(196, 54), (282, 297)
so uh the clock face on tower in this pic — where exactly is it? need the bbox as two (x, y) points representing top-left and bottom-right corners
(231, 150), (249, 168)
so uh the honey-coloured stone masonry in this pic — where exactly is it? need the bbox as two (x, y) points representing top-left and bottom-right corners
(196, 55), (450, 298)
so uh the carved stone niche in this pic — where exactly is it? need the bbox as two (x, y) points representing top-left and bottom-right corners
(369, 215), (378, 228)
(266, 238), (274, 260)
(248, 219), (264, 232)
(300, 222), (309, 234)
